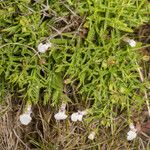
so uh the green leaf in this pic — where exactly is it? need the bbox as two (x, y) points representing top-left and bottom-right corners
(51, 73), (63, 90)
(2, 25), (20, 33)
(108, 18), (133, 32)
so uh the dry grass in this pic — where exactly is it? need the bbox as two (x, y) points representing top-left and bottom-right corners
(0, 95), (26, 150)
(0, 94), (150, 150)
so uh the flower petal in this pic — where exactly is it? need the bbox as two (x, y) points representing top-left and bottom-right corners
(88, 131), (95, 140)
(54, 112), (68, 120)
(19, 113), (32, 125)
(127, 130), (137, 141)
(71, 113), (79, 122)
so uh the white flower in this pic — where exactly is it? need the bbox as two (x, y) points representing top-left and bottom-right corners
(123, 38), (136, 47)
(128, 39), (136, 47)
(71, 112), (79, 122)
(88, 131), (96, 140)
(19, 113), (32, 125)
(38, 42), (52, 53)
(19, 105), (32, 125)
(127, 130), (137, 141)
(54, 111), (68, 120)
(54, 103), (68, 121)
(71, 110), (87, 122)
(127, 123), (137, 141)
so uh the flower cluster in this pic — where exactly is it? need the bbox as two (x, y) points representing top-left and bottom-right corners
(53, 101), (88, 122)
(18, 101), (139, 141)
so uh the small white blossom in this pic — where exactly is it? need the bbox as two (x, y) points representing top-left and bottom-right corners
(19, 105), (32, 125)
(38, 42), (52, 53)
(88, 131), (96, 140)
(54, 111), (68, 120)
(123, 38), (136, 47)
(71, 112), (79, 122)
(127, 123), (137, 141)
(54, 103), (68, 121)
(128, 39), (136, 47)
(71, 110), (87, 122)
(127, 130), (137, 141)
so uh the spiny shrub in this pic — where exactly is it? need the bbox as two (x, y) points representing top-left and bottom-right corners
(0, 0), (149, 125)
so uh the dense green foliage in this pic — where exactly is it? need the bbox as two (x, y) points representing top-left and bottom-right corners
(0, 0), (149, 124)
